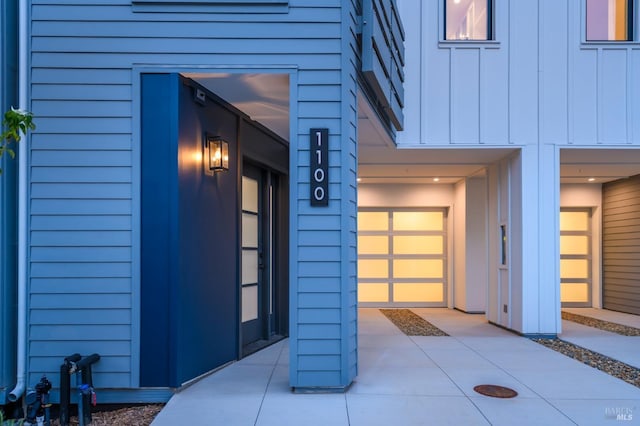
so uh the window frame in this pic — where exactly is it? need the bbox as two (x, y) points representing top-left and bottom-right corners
(584, 0), (637, 43)
(443, 0), (495, 42)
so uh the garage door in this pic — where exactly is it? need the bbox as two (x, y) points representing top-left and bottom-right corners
(357, 208), (447, 307)
(560, 209), (592, 307)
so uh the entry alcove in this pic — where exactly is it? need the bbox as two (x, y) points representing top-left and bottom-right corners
(140, 74), (288, 388)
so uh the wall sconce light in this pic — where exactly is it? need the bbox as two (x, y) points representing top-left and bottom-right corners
(204, 136), (229, 174)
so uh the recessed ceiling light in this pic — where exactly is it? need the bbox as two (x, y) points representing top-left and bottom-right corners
(357, 178), (362, 182)
(433, 177), (440, 182)
(588, 177), (595, 182)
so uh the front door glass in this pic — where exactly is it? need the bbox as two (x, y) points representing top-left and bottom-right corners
(242, 173), (261, 346)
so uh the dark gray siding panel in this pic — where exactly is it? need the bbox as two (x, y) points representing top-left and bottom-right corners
(602, 174), (640, 315)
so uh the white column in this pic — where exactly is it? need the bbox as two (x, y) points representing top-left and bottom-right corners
(520, 143), (560, 335)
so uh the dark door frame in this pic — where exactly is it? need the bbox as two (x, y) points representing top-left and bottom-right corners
(240, 160), (288, 356)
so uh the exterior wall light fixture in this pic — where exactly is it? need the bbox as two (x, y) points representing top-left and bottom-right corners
(205, 135), (229, 174)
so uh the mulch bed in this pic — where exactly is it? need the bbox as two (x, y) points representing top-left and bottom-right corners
(561, 311), (640, 336)
(1, 404), (165, 426)
(380, 309), (448, 336)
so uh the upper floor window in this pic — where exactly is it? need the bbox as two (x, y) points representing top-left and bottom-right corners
(445, 0), (493, 40)
(586, 0), (634, 41)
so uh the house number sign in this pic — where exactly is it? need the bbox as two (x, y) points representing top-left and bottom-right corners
(310, 128), (328, 206)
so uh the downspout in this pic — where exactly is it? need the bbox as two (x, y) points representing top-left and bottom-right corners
(8, 0), (29, 403)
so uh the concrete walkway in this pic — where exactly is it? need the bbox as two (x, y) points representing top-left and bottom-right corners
(561, 308), (640, 369)
(152, 308), (640, 425)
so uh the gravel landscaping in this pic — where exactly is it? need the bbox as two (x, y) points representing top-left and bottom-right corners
(533, 310), (640, 389)
(531, 337), (640, 389)
(380, 309), (448, 336)
(561, 311), (640, 336)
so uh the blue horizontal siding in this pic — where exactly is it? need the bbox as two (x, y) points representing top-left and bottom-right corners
(32, 68), (132, 84)
(31, 183), (132, 199)
(33, 21), (341, 38)
(298, 355), (341, 370)
(32, 151), (132, 167)
(31, 134), (132, 150)
(31, 199), (131, 215)
(30, 341), (131, 357)
(31, 4), (341, 22)
(30, 356), (130, 373)
(32, 53), (343, 69)
(31, 231), (131, 246)
(30, 325), (131, 340)
(32, 167), (132, 183)
(298, 230), (342, 246)
(297, 246), (341, 262)
(32, 37), (342, 54)
(298, 70), (342, 84)
(296, 371), (342, 386)
(30, 278), (131, 294)
(297, 324), (341, 339)
(297, 215), (341, 229)
(297, 277), (341, 293)
(298, 308), (341, 323)
(297, 101), (342, 117)
(296, 85), (343, 100)
(31, 294), (130, 309)
(28, 369), (131, 388)
(33, 100), (131, 117)
(30, 309), (131, 325)
(35, 118), (132, 134)
(26, 372), (131, 389)
(31, 262), (131, 278)
(298, 292), (341, 308)
(298, 261), (341, 277)
(31, 216), (131, 231)
(298, 339), (341, 355)
(296, 118), (341, 133)
(32, 84), (131, 100)
(32, 247), (131, 262)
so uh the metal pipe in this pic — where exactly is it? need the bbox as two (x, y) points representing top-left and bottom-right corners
(59, 354), (81, 426)
(8, 0), (29, 403)
(77, 354), (100, 426)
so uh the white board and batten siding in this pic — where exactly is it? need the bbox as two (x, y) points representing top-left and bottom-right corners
(30, 0), (358, 392)
(395, 0), (638, 337)
(398, 0), (640, 147)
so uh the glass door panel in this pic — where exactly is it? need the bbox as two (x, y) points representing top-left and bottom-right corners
(241, 176), (260, 327)
(560, 209), (592, 306)
(358, 208), (447, 307)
